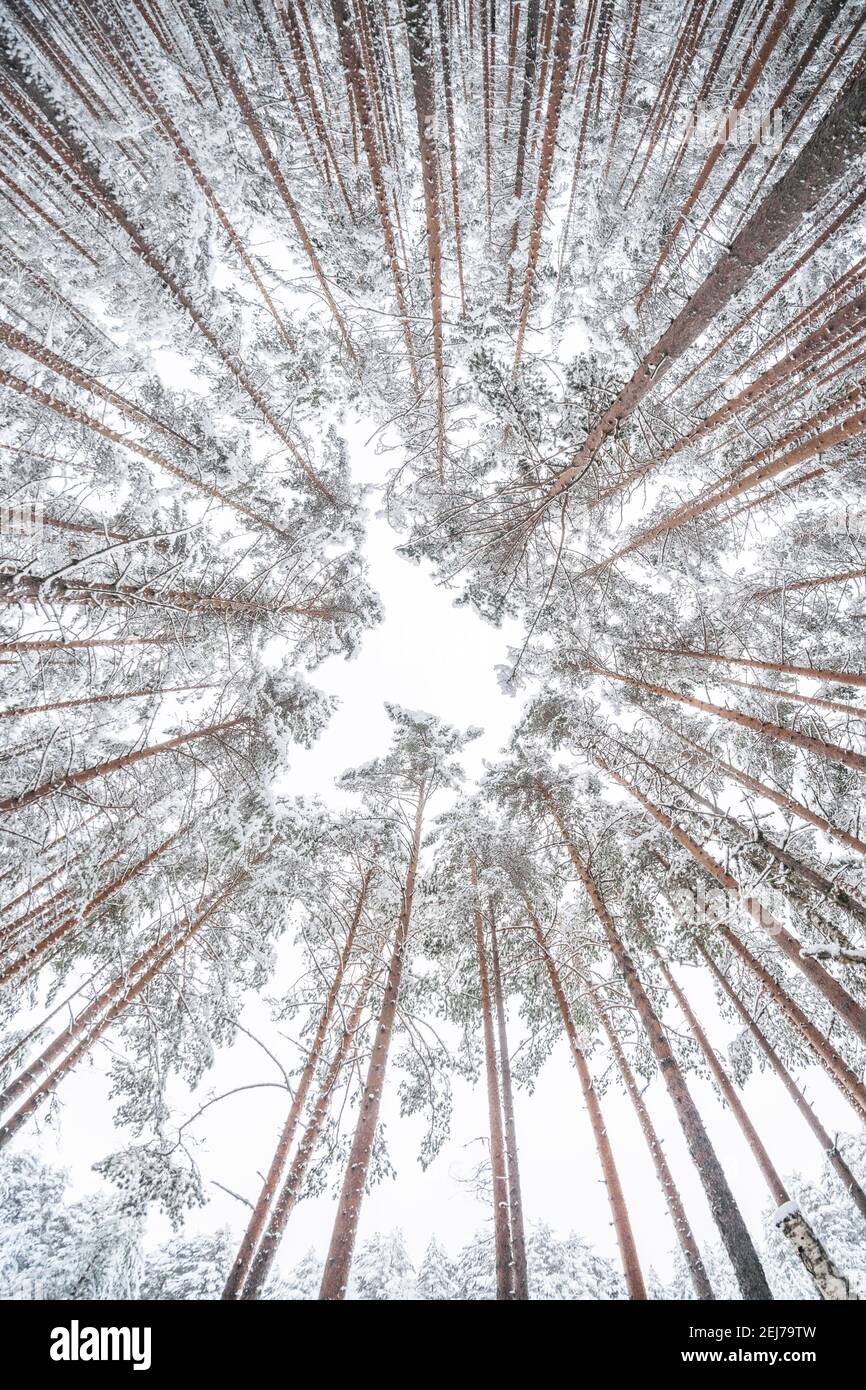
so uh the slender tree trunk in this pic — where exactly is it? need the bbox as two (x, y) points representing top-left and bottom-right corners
(241, 986), (371, 1299)
(328, 0), (420, 388)
(519, 889), (647, 1300)
(505, 0), (540, 303)
(637, 0), (795, 305)
(0, 857), (263, 1146)
(603, 0), (641, 175)
(698, 943), (866, 1224)
(576, 949), (714, 1299)
(0, 46), (339, 501)
(603, 291), (866, 503)
(0, 572), (345, 624)
(665, 720), (866, 859)
(472, 864), (514, 1299)
(652, 850), (866, 1119)
(754, 566), (866, 600)
(0, 369), (298, 539)
(587, 660), (866, 775)
(598, 761), (866, 1050)
(0, 636), (171, 654)
(478, 0), (492, 231)
(186, 1), (356, 367)
(406, 0), (446, 483)
(0, 684), (214, 721)
(513, 0), (576, 371)
(489, 904), (529, 1300)
(0, 716), (249, 815)
(319, 785), (427, 1299)
(223, 869), (374, 1299)
(433, 0), (466, 313)
(654, 949), (790, 1205)
(536, 785), (773, 1300)
(723, 678), (866, 724)
(0, 830), (184, 987)
(646, 648), (866, 692)
(545, 69), (866, 501)
(587, 405), (866, 574)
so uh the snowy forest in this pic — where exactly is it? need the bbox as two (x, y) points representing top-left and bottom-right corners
(0, 0), (865, 1304)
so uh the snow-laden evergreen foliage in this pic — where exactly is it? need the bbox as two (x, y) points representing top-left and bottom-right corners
(1, 0), (865, 1302)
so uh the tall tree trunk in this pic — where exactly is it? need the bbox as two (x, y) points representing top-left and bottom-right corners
(319, 784), (427, 1299)
(241, 985), (371, 1299)
(598, 761), (866, 1051)
(519, 889), (647, 1300)
(587, 405), (866, 574)
(505, 0), (540, 303)
(652, 855), (866, 1119)
(0, 46), (340, 502)
(186, 0), (356, 368)
(472, 864), (514, 1299)
(0, 684), (214, 722)
(406, 0), (446, 483)
(697, 943), (866, 1224)
(223, 869), (374, 1299)
(0, 829), (184, 987)
(513, 0), (576, 370)
(577, 949), (714, 1299)
(754, 566), (866, 599)
(545, 69), (866, 501)
(0, 636), (171, 655)
(0, 857), (263, 1146)
(489, 904), (529, 1300)
(0, 571), (345, 624)
(327, 0), (420, 388)
(637, 0), (795, 305)
(646, 648), (866, 692)
(433, 0), (466, 312)
(665, 720), (866, 858)
(657, 950), (795, 1191)
(0, 717), (249, 815)
(0, 369), (298, 539)
(535, 784), (773, 1300)
(723, 678), (866, 724)
(603, 0), (641, 175)
(602, 290), (866, 503)
(587, 660), (866, 775)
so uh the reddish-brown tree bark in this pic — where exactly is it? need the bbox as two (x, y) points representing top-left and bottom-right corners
(406, 0), (446, 483)
(646, 648), (866, 692)
(577, 949), (714, 1299)
(222, 868), (374, 1299)
(698, 943), (866, 1224)
(318, 784), (427, 1299)
(586, 660), (866, 775)
(598, 761), (866, 1051)
(241, 986), (371, 1299)
(544, 69), (866, 502)
(513, 0), (575, 370)
(489, 904), (529, 1300)
(535, 783), (773, 1300)
(519, 893), (647, 1300)
(0, 716), (249, 815)
(472, 864), (514, 1299)
(504, 0), (541, 303)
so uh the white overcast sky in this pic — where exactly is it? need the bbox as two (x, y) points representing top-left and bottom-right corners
(22, 415), (860, 1292)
